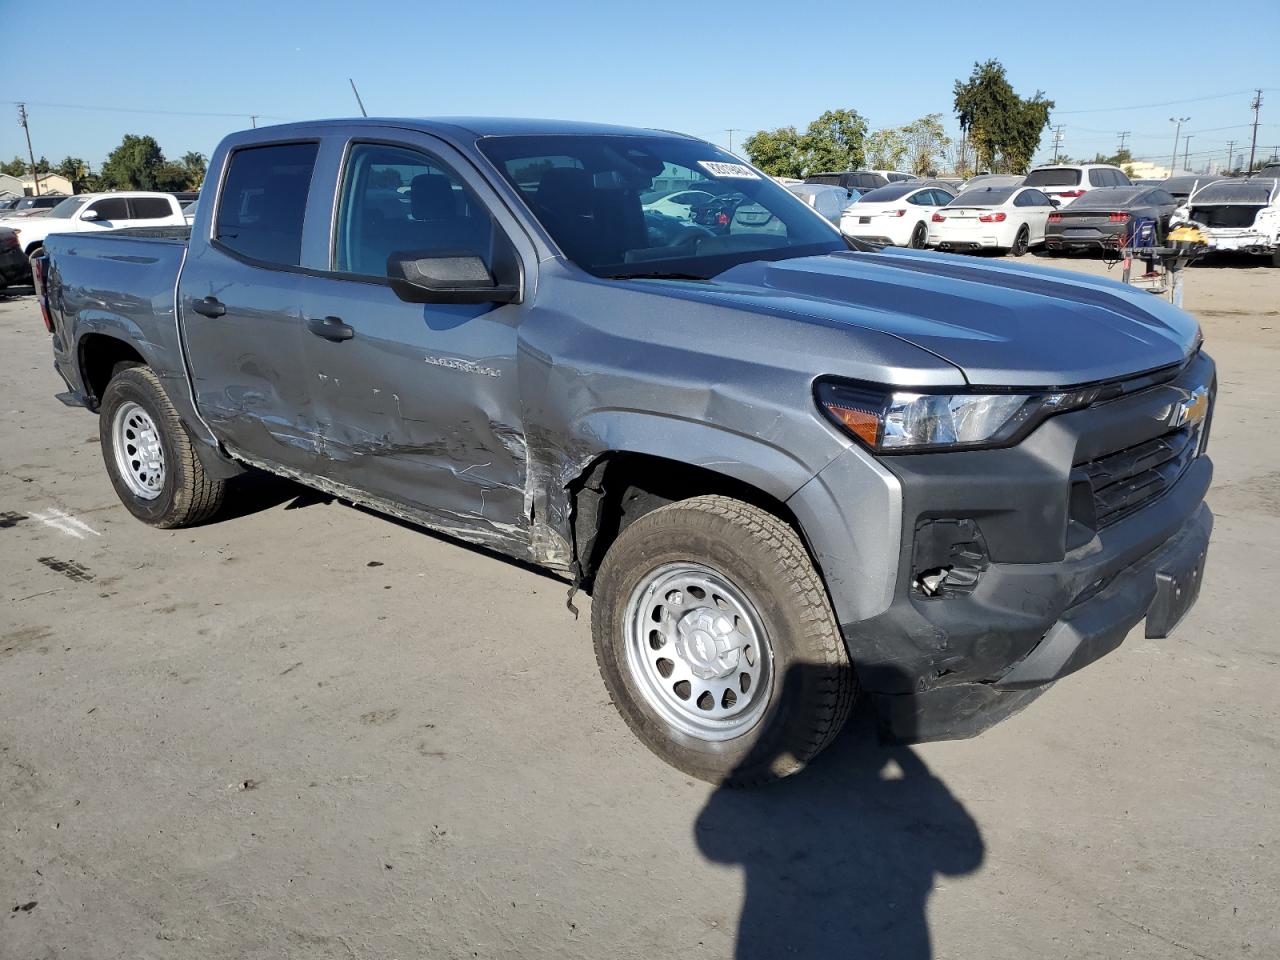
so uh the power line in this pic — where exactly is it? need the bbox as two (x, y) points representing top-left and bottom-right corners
(1, 98), (287, 121)
(1055, 88), (1274, 115)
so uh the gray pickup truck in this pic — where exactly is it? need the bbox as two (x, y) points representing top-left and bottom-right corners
(35, 118), (1215, 785)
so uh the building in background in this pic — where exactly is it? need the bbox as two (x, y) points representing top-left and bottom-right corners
(0, 172), (75, 197)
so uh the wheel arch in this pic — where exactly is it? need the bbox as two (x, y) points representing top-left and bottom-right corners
(77, 332), (149, 408)
(567, 449), (818, 593)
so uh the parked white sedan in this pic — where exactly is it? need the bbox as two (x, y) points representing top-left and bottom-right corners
(642, 189), (715, 221)
(840, 182), (956, 247)
(927, 185), (1057, 256)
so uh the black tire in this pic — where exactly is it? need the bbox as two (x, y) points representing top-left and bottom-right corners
(592, 495), (855, 786)
(1010, 225), (1030, 257)
(98, 365), (225, 528)
(909, 222), (928, 249)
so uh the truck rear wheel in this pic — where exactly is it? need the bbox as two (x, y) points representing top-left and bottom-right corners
(99, 365), (225, 528)
(591, 495), (855, 786)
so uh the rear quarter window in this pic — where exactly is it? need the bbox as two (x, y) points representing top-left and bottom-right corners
(214, 142), (319, 267)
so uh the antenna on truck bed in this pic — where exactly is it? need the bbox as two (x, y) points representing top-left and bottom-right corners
(349, 78), (368, 118)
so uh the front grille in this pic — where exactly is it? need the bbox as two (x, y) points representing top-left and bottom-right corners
(1078, 427), (1199, 528)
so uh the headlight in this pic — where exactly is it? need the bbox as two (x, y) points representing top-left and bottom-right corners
(816, 380), (1097, 453)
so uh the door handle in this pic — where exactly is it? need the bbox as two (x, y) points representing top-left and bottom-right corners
(307, 316), (354, 342)
(190, 296), (226, 318)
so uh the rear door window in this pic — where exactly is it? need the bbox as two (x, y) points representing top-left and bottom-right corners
(129, 197), (174, 219)
(214, 142), (318, 267)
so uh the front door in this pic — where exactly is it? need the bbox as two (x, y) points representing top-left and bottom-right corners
(296, 138), (529, 551)
(179, 141), (327, 474)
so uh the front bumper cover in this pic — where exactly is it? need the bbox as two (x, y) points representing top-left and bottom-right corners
(837, 351), (1216, 742)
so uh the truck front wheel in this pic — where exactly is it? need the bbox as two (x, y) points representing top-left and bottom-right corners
(99, 365), (225, 527)
(591, 495), (855, 786)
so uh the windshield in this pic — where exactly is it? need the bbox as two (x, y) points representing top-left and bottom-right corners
(47, 197), (91, 218)
(857, 184), (917, 202)
(949, 188), (1015, 207)
(479, 135), (844, 279)
(1025, 169), (1081, 187)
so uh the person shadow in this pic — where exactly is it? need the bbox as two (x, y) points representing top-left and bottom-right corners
(695, 664), (984, 959)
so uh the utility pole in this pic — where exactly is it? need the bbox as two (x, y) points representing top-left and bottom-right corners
(16, 103), (39, 196)
(1226, 139), (1237, 174)
(1117, 130), (1130, 155)
(1183, 134), (1192, 172)
(1247, 89), (1263, 171)
(725, 129), (744, 154)
(1169, 116), (1189, 174)
(1051, 125), (1064, 163)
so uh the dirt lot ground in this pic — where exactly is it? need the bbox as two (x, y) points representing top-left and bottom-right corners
(2, 251), (1278, 960)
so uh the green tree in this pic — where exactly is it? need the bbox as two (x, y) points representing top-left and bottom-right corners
(902, 114), (952, 176)
(99, 134), (166, 190)
(743, 126), (804, 178)
(54, 157), (94, 192)
(865, 128), (909, 171)
(0, 156), (26, 177)
(178, 151), (207, 188)
(798, 108), (868, 174)
(954, 60), (1053, 174)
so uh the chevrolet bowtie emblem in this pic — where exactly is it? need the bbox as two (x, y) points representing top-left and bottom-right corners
(1172, 386), (1209, 428)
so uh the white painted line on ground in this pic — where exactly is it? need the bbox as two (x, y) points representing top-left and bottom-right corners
(27, 508), (102, 540)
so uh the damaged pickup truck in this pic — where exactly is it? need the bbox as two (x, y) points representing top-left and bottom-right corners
(36, 118), (1216, 785)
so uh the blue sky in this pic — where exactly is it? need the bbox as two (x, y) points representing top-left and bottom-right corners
(6, 0), (1279, 173)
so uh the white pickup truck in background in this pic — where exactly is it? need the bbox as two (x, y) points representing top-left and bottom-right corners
(0, 192), (189, 259)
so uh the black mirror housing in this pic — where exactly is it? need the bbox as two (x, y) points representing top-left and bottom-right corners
(387, 249), (521, 305)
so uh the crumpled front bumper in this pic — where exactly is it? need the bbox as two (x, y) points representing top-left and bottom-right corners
(873, 498), (1211, 741)
(824, 351), (1217, 742)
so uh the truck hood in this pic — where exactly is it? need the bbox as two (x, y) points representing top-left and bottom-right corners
(672, 248), (1200, 387)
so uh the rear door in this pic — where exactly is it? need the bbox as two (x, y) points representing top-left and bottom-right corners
(179, 140), (325, 473)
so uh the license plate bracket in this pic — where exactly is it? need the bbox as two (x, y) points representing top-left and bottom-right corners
(1145, 547), (1208, 638)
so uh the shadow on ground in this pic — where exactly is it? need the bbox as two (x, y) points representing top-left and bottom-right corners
(696, 667), (983, 959)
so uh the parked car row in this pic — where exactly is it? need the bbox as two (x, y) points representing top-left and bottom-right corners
(0, 192), (191, 284)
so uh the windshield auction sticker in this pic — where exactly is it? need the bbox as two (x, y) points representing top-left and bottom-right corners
(698, 161), (760, 179)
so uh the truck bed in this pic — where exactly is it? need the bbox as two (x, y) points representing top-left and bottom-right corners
(43, 227), (192, 415)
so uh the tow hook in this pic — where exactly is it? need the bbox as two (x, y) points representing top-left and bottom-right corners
(915, 567), (950, 597)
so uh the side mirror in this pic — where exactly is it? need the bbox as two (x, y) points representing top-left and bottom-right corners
(387, 250), (521, 305)
(1049, 198), (1061, 208)
(81, 209), (102, 221)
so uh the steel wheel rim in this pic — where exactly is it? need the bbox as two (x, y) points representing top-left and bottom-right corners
(624, 562), (774, 742)
(111, 401), (165, 500)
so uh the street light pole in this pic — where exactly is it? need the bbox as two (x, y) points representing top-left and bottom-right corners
(1183, 134), (1192, 172)
(1169, 116), (1189, 174)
